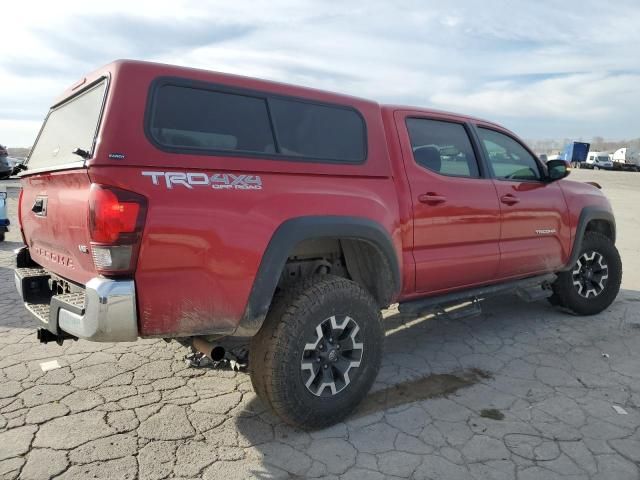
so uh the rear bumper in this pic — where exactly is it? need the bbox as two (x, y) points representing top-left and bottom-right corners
(15, 262), (138, 342)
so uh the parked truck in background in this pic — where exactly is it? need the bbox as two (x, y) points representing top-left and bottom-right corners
(12, 60), (623, 429)
(561, 141), (590, 168)
(612, 147), (640, 172)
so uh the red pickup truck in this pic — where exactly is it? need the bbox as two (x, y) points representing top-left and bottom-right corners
(15, 60), (621, 428)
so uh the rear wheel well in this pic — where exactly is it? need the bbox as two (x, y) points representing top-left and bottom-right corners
(585, 219), (614, 241)
(279, 237), (394, 308)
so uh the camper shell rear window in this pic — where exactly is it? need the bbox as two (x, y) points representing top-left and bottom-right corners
(145, 77), (367, 164)
(28, 78), (108, 171)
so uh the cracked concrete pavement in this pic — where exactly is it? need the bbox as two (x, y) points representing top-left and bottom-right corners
(0, 169), (639, 479)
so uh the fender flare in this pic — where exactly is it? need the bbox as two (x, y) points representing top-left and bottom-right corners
(235, 216), (401, 336)
(562, 207), (616, 271)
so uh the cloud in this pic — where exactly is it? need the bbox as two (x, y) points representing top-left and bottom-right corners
(3, 59), (72, 79)
(429, 72), (640, 138)
(33, 15), (256, 68)
(0, 0), (639, 145)
(431, 73), (640, 118)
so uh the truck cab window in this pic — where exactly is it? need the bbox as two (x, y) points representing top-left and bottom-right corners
(477, 128), (541, 181)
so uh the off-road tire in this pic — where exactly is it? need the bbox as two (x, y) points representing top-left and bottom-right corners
(249, 275), (384, 429)
(0, 232), (4, 242)
(551, 232), (622, 315)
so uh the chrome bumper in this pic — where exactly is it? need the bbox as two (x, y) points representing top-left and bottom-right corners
(15, 267), (138, 342)
(60, 277), (138, 342)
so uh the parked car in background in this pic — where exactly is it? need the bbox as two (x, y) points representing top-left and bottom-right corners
(545, 153), (568, 164)
(0, 191), (8, 241)
(10, 158), (27, 175)
(612, 147), (640, 171)
(582, 151), (613, 170)
(0, 156), (14, 179)
(561, 141), (590, 168)
(0, 144), (8, 157)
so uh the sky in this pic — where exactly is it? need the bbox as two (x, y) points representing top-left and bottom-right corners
(1, 0), (639, 147)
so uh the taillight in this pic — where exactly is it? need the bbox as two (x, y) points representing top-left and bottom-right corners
(88, 184), (147, 275)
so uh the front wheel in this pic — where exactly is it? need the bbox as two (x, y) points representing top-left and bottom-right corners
(249, 275), (384, 429)
(551, 232), (622, 315)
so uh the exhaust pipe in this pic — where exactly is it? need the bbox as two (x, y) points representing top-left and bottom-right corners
(191, 337), (226, 362)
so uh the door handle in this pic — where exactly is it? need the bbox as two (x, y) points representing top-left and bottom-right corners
(500, 194), (520, 205)
(418, 193), (447, 205)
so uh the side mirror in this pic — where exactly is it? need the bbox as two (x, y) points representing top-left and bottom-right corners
(547, 159), (570, 181)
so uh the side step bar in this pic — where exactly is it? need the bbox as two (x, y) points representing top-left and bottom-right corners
(398, 273), (556, 316)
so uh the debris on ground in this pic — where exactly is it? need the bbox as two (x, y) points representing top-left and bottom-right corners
(40, 360), (61, 372)
(612, 405), (628, 415)
(480, 408), (505, 420)
(602, 353), (610, 359)
(185, 347), (248, 371)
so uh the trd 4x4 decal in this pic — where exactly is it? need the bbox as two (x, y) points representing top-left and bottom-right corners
(142, 171), (262, 190)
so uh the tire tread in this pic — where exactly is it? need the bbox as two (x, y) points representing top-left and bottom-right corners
(249, 275), (383, 429)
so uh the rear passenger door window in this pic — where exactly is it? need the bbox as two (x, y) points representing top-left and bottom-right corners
(477, 128), (541, 181)
(405, 118), (480, 178)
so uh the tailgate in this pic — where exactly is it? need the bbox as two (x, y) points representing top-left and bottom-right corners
(21, 170), (96, 284)
(19, 77), (108, 285)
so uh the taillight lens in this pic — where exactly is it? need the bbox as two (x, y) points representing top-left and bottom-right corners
(88, 184), (147, 275)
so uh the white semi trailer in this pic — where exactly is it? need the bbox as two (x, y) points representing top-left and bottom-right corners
(612, 148), (640, 171)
